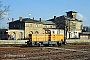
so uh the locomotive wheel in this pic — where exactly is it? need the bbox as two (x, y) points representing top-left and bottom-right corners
(37, 43), (41, 47)
(57, 41), (62, 46)
(63, 42), (67, 45)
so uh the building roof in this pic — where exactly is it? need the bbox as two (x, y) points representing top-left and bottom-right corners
(47, 16), (66, 29)
(66, 11), (77, 13)
(9, 18), (43, 24)
(48, 15), (82, 22)
(47, 15), (82, 22)
(9, 18), (56, 25)
(41, 20), (55, 25)
(46, 15), (82, 29)
(80, 32), (90, 35)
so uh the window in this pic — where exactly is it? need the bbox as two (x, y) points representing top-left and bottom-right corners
(50, 26), (52, 28)
(35, 31), (39, 34)
(19, 24), (22, 29)
(57, 31), (59, 34)
(81, 25), (83, 30)
(11, 32), (16, 40)
(45, 26), (47, 28)
(19, 32), (23, 40)
(14, 25), (15, 27)
(30, 24), (32, 27)
(29, 31), (33, 34)
(72, 23), (76, 29)
(73, 15), (76, 18)
(52, 31), (55, 34)
(36, 24), (38, 27)
(17, 25), (19, 27)
(4, 31), (6, 34)
(0, 31), (2, 34)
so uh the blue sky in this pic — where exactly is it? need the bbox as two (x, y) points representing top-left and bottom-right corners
(0, 0), (90, 28)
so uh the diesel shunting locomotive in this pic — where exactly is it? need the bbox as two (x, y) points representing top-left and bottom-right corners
(25, 29), (66, 46)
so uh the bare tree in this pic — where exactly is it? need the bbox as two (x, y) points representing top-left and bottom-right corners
(0, 1), (10, 20)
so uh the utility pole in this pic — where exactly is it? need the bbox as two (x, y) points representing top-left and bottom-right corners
(8, 18), (10, 29)
(64, 20), (67, 45)
(69, 20), (70, 39)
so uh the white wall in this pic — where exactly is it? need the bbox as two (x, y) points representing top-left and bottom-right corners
(67, 30), (81, 39)
(48, 29), (64, 34)
(66, 39), (90, 43)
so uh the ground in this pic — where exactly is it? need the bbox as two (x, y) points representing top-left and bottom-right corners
(0, 43), (90, 60)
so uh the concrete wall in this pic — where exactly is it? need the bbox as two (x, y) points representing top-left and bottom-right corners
(0, 40), (28, 44)
(67, 30), (81, 39)
(66, 39), (90, 43)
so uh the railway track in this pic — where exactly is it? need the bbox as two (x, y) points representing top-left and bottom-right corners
(0, 43), (90, 60)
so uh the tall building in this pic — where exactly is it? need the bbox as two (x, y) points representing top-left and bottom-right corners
(66, 11), (77, 19)
(47, 11), (82, 39)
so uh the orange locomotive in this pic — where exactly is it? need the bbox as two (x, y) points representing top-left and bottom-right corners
(26, 29), (66, 46)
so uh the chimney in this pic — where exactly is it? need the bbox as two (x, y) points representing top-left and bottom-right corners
(54, 16), (56, 20)
(40, 18), (41, 22)
(32, 17), (34, 20)
(12, 18), (14, 22)
(19, 17), (22, 21)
